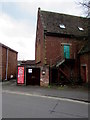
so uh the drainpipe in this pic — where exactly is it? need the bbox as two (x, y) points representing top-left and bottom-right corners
(5, 48), (8, 80)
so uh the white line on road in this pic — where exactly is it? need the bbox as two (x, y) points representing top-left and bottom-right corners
(2, 90), (88, 105)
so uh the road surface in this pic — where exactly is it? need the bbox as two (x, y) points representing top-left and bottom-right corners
(2, 90), (88, 118)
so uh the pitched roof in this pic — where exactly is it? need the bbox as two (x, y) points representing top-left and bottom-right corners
(0, 42), (18, 53)
(39, 8), (89, 38)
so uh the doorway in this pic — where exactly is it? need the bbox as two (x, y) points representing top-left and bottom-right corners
(26, 68), (40, 85)
(64, 45), (70, 59)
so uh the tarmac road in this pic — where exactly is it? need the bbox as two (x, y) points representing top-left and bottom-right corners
(2, 91), (88, 118)
(2, 79), (89, 102)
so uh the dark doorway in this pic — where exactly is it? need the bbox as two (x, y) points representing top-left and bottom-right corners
(50, 68), (58, 84)
(26, 68), (40, 85)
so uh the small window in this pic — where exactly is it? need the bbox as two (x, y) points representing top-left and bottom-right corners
(78, 27), (84, 31)
(59, 24), (65, 29)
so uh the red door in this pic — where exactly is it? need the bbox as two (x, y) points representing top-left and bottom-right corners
(82, 66), (87, 82)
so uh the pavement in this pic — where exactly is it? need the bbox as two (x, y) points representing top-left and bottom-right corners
(2, 79), (89, 103)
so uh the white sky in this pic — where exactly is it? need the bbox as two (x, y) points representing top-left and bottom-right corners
(0, 0), (85, 60)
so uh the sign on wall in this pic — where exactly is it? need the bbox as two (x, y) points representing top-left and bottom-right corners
(28, 69), (32, 73)
(17, 66), (24, 84)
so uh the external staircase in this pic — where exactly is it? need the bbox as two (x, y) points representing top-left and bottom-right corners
(49, 56), (75, 84)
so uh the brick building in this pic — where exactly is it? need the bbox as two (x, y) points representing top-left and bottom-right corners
(35, 8), (89, 86)
(0, 43), (18, 81)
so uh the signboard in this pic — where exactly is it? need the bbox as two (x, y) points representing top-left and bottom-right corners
(28, 69), (32, 73)
(17, 66), (24, 84)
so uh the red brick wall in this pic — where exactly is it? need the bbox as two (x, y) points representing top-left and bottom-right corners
(40, 66), (49, 86)
(7, 49), (17, 79)
(88, 53), (90, 83)
(1, 46), (17, 80)
(45, 35), (86, 80)
(2, 47), (7, 80)
(35, 9), (88, 83)
(80, 53), (90, 83)
(0, 45), (2, 80)
(35, 9), (45, 66)
(45, 36), (85, 65)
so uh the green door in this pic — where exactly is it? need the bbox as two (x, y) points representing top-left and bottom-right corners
(64, 45), (70, 59)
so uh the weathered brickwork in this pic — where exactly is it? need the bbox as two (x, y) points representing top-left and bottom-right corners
(0, 45), (2, 80)
(40, 66), (49, 87)
(0, 43), (18, 81)
(45, 36), (85, 64)
(45, 36), (86, 81)
(35, 9), (45, 65)
(35, 8), (89, 85)
(8, 49), (17, 79)
(2, 47), (7, 80)
(88, 53), (90, 83)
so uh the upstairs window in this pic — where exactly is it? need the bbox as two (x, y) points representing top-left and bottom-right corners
(59, 24), (66, 29)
